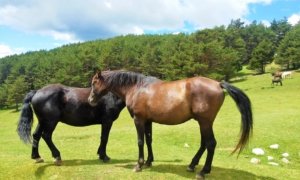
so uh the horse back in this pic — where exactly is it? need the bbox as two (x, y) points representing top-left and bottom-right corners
(62, 88), (125, 125)
(30, 84), (125, 126)
(31, 84), (101, 125)
(129, 77), (224, 124)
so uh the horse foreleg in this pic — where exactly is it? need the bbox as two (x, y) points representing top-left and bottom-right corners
(144, 121), (154, 167)
(98, 121), (113, 162)
(31, 123), (44, 163)
(133, 118), (145, 172)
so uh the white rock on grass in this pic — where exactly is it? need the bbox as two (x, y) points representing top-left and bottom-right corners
(282, 158), (290, 164)
(269, 144), (279, 149)
(267, 156), (274, 161)
(268, 162), (279, 166)
(250, 158), (261, 164)
(252, 148), (265, 155)
(184, 143), (190, 148)
(282, 152), (289, 157)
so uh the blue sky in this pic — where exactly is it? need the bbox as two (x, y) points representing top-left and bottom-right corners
(1, 0), (300, 58)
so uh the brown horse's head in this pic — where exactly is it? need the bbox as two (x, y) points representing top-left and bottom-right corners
(88, 70), (108, 106)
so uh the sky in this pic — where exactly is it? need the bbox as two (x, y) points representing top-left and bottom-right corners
(1, 0), (300, 58)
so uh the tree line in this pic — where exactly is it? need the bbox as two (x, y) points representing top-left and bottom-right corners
(1, 18), (300, 109)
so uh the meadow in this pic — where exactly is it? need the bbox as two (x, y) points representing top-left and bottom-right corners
(0, 72), (299, 180)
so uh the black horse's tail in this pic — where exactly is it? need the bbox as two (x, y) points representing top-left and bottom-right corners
(17, 90), (37, 144)
(220, 82), (253, 154)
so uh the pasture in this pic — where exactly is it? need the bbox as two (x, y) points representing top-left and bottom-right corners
(0, 72), (300, 179)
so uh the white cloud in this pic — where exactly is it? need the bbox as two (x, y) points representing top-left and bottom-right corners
(0, 0), (274, 41)
(44, 30), (80, 42)
(132, 26), (144, 35)
(261, 20), (271, 27)
(0, 44), (13, 58)
(0, 44), (25, 58)
(288, 14), (300, 26)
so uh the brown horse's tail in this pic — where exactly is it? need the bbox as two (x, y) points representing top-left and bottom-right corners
(220, 82), (253, 154)
(17, 90), (37, 144)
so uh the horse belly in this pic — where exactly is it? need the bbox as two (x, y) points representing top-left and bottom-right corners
(61, 104), (100, 126)
(146, 97), (191, 125)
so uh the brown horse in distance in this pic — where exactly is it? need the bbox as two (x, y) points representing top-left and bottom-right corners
(88, 70), (253, 179)
(271, 71), (282, 78)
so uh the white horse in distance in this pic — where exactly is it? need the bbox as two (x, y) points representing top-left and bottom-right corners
(281, 71), (292, 79)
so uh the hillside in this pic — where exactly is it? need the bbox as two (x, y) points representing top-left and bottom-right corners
(0, 72), (299, 179)
(1, 20), (300, 109)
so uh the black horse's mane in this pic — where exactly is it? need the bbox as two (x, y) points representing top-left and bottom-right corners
(102, 70), (159, 89)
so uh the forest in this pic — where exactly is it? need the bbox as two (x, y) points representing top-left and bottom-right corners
(0, 18), (300, 109)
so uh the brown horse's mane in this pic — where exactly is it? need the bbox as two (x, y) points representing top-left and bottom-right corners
(101, 70), (160, 89)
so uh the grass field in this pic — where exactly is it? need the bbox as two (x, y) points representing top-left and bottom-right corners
(0, 71), (299, 180)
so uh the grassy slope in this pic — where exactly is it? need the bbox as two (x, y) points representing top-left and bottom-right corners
(0, 72), (299, 180)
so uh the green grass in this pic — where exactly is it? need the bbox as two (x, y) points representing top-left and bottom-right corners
(1, 72), (300, 179)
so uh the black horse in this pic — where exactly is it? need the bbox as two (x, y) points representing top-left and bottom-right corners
(17, 84), (125, 165)
(271, 77), (283, 86)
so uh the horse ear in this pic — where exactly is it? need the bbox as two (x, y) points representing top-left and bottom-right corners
(96, 70), (102, 79)
(93, 67), (99, 74)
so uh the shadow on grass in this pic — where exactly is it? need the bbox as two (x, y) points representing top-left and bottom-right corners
(116, 163), (276, 179)
(34, 158), (135, 178)
(35, 159), (276, 179)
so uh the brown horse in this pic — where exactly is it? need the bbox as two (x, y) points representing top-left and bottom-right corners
(271, 71), (282, 78)
(88, 70), (253, 179)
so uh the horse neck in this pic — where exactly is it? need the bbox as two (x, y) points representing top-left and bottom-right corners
(109, 85), (136, 101)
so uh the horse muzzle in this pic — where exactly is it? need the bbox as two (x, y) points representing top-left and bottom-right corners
(88, 96), (98, 107)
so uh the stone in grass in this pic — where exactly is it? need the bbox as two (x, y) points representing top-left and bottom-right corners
(250, 157), (261, 164)
(252, 148), (265, 155)
(184, 143), (190, 148)
(281, 158), (290, 164)
(282, 152), (289, 157)
(268, 162), (279, 166)
(269, 144), (279, 149)
(267, 156), (274, 161)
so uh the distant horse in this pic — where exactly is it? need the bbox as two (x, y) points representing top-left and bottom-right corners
(271, 71), (282, 78)
(271, 77), (283, 86)
(281, 71), (292, 79)
(17, 84), (125, 165)
(88, 70), (253, 179)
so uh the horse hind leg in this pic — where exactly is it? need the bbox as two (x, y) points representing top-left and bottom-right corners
(189, 120), (217, 179)
(198, 125), (217, 177)
(187, 121), (206, 172)
(42, 121), (62, 166)
(31, 123), (44, 163)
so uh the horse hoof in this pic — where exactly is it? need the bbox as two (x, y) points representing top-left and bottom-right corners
(35, 158), (44, 163)
(99, 155), (111, 163)
(133, 166), (142, 172)
(144, 162), (152, 168)
(54, 158), (62, 166)
(196, 172), (205, 180)
(186, 166), (195, 172)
